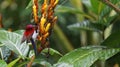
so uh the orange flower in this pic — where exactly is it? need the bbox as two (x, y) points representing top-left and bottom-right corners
(38, 0), (59, 48)
(32, 0), (59, 49)
(32, 0), (39, 23)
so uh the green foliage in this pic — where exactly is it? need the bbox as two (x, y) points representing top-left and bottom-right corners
(0, 46), (11, 61)
(101, 31), (120, 47)
(42, 48), (63, 56)
(0, 60), (7, 67)
(1, 29), (119, 67)
(0, 30), (29, 57)
(67, 21), (105, 32)
(0, 0), (120, 67)
(7, 57), (21, 67)
(16, 48), (62, 67)
(54, 47), (120, 67)
(14, 30), (24, 35)
(56, 5), (94, 21)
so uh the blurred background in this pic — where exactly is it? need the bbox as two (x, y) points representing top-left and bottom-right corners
(0, 0), (120, 67)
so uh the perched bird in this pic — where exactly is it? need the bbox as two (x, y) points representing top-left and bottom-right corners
(21, 24), (39, 55)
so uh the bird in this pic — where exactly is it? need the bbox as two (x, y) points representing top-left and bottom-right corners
(21, 24), (39, 55)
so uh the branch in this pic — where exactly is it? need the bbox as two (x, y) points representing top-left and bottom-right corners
(27, 56), (35, 67)
(99, 0), (120, 14)
(0, 14), (3, 28)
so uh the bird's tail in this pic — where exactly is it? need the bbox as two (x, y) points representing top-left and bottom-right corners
(30, 38), (37, 55)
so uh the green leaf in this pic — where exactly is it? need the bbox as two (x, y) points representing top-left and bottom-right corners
(15, 61), (29, 67)
(110, 0), (120, 4)
(35, 60), (52, 67)
(41, 48), (63, 64)
(83, 0), (105, 15)
(25, 0), (33, 9)
(101, 31), (120, 47)
(0, 60), (7, 67)
(0, 46), (11, 61)
(42, 48), (63, 56)
(34, 54), (52, 67)
(55, 6), (94, 21)
(99, 49), (120, 61)
(18, 48), (62, 67)
(99, 0), (120, 25)
(14, 30), (24, 35)
(55, 48), (101, 67)
(67, 21), (105, 32)
(100, 6), (112, 18)
(90, 0), (99, 14)
(0, 44), (4, 47)
(56, 6), (84, 14)
(0, 30), (29, 57)
(54, 63), (73, 67)
(7, 57), (21, 67)
(54, 46), (120, 67)
(99, 5), (118, 25)
(17, 54), (52, 67)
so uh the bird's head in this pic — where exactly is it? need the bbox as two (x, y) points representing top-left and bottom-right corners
(25, 24), (35, 30)
(21, 24), (36, 43)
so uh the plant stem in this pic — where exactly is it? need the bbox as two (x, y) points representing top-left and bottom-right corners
(27, 56), (35, 67)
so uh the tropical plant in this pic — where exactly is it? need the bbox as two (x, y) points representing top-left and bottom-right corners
(0, 0), (120, 67)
